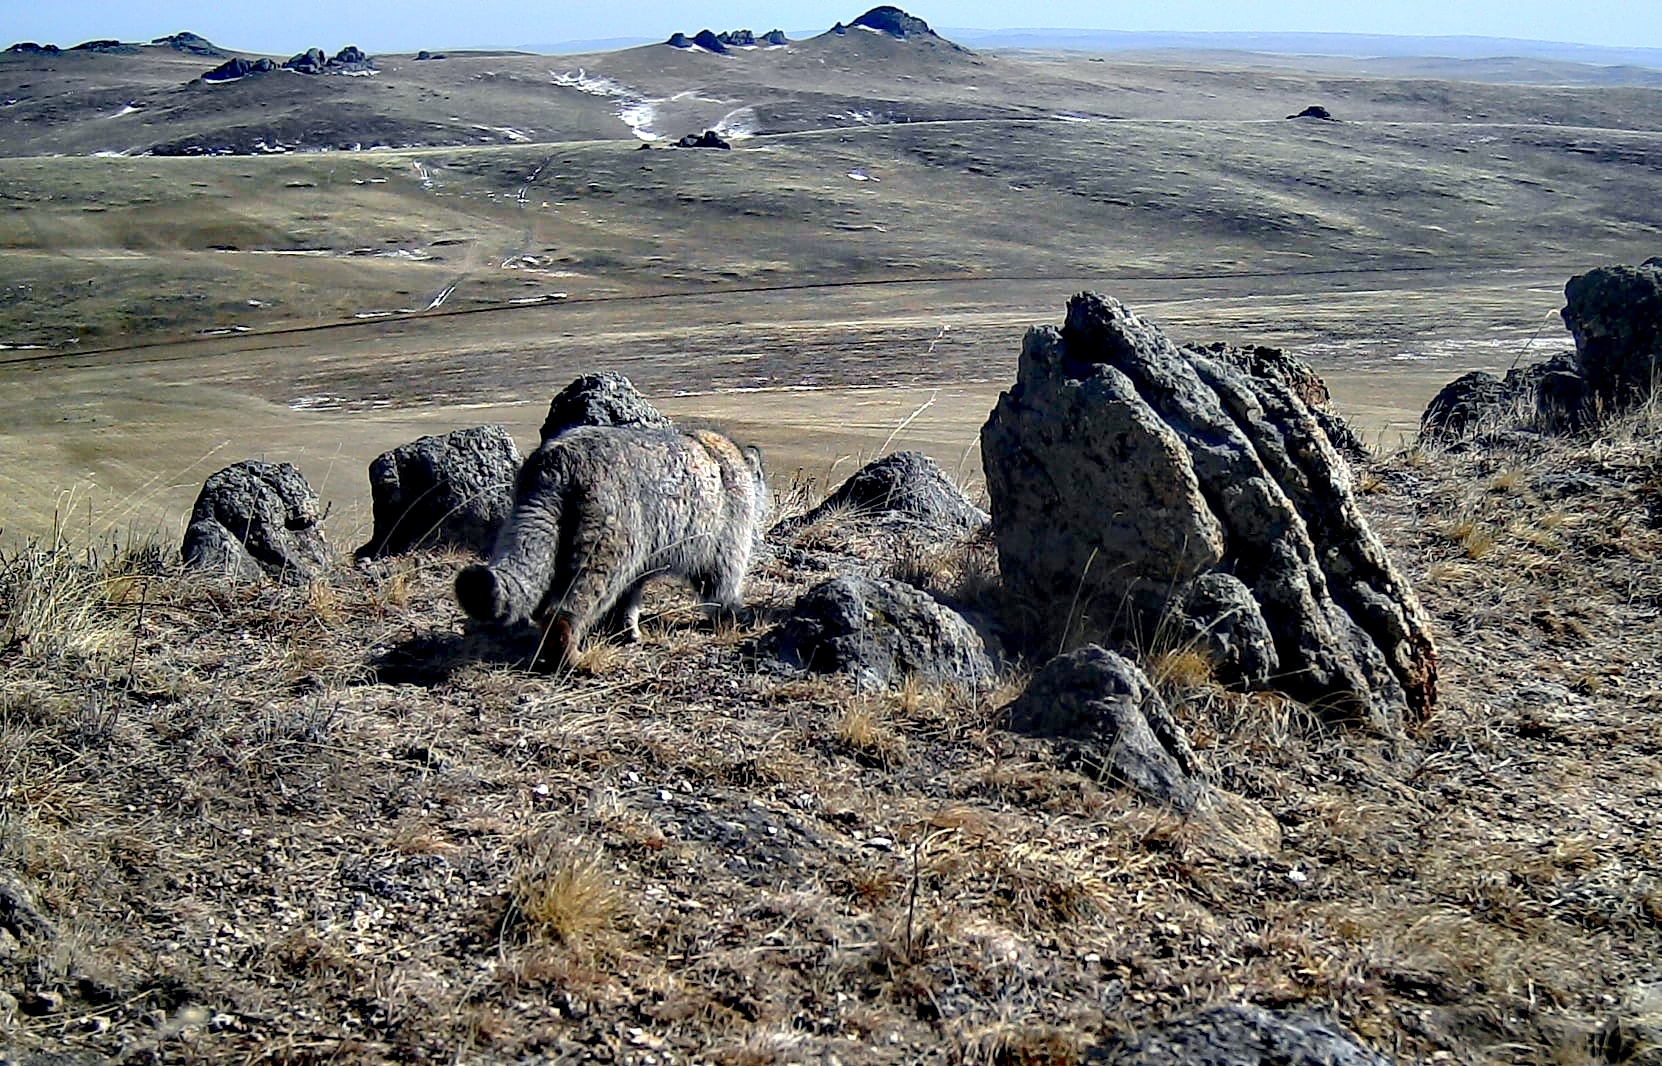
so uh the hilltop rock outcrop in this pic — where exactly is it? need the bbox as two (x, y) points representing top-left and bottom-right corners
(1289, 104), (1335, 120)
(153, 32), (224, 56)
(981, 292), (1437, 730)
(202, 57), (276, 82)
(357, 425), (521, 559)
(767, 574), (994, 690)
(282, 46), (373, 75)
(181, 460), (330, 583)
(539, 372), (671, 442)
(71, 40), (140, 55)
(6, 43), (61, 55)
(846, 6), (939, 39)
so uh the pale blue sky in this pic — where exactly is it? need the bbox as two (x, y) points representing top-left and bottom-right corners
(4, 1), (1657, 54)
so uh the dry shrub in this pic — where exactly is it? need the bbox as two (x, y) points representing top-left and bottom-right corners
(505, 843), (627, 954)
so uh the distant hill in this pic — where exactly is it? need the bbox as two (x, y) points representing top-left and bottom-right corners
(942, 28), (1662, 70)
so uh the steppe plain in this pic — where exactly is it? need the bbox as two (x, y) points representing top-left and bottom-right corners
(3, 15), (1662, 1066)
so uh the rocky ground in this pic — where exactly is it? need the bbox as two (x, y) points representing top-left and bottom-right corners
(3, 381), (1661, 1063)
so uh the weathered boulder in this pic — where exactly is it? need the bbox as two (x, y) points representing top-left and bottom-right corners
(1420, 351), (1587, 440)
(1562, 262), (1662, 413)
(1169, 572), (1279, 688)
(981, 293), (1436, 729)
(717, 30), (757, 47)
(1092, 1003), (1391, 1066)
(675, 130), (732, 149)
(1288, 105), (1335, 120)
(357, 425), (521, 558)
(781, 451), (986, 533)
(181, 461), (329, 583)
(767, 574), (994, 690)
(692, 30), (727, 53)
(1004, 646), (1203, 811)
(1191, 342), (1368, 459)
(762, 29), (790, 46)
(539, 372), (671, 442)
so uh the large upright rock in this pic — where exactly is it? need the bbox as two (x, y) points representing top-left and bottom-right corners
(356, 425), (521, 558)
(981, 293), (1436, 729)
(181, 461), (329, 583)
(1562, 262), (1662, 414)
(539, 373), (670, 443)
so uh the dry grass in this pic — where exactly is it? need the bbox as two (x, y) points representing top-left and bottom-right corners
(3, 409), (1662, 1063)
(505, 842), (628, 954)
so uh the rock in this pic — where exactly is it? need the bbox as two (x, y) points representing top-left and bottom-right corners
(717, 30), (757, 47)
(782, 451), (986, 533)
(1169, 573), (1279, 688)
(181, 460), (330, 583)
(284, 47), (327, 74)
(767, 575), (994, 690)
(414, 50), (446, 60)
(71, 40), (139, 54)
(1562, 262), (1662, 414)
(675, 130), (731, 149)
(1004, 646), (1204, 811)
(1190, 342), (1368, 459)
(202, 57), (265, 82)
(1092, 1003), (1392, 1065)
(7, 43), (62, 55)
(850, 6), (941, 39)
(762, 30), (790, 46)
(981, 293), (1436, 729)
(667, 32), (693, 48)
(1289, 105), (1335, 120)
(539, 372), (671, 443)
(0, 872), (56, 943)
(692, 30), (728, 53)
(1420, 369), (1514, 439)
(153, 32), (224, 56)
(1420, 351), (1587, 440)
(332, 45), (368, 66)
(357, 425), (521, 558)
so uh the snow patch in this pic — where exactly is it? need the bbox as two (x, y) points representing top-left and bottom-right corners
(113, 103), (142, 117)
(552, 68), (665, 141)
(847, 170), (880, 182)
